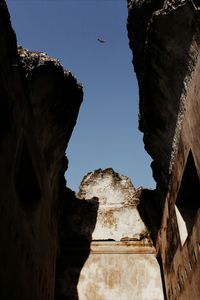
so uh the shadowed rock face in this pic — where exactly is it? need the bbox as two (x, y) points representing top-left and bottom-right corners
(55, 187), (99, 300)
(17, 46), (83, 189)
(128, 2), (200, 300)
(0, 1), (83, 299)
(127, 0), (200, 206)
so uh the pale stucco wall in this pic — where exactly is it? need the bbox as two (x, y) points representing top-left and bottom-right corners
(68, 169), (165, 299)
(77, 168), (148, 241)
(77, 243), (164, 300)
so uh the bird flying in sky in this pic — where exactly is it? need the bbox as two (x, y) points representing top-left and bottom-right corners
(97, 38), (106, 43)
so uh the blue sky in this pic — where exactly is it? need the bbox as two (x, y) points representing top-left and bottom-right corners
(7, 0), (155, 191)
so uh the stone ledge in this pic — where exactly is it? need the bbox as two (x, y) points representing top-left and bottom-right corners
(66, 241), (156, 254)
(90, 241), (155, 254)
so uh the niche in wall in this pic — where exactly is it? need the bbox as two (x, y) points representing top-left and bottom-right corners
(175, 150), (200, 245)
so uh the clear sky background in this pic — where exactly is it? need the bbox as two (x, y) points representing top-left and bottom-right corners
(7, 0), (155, 192)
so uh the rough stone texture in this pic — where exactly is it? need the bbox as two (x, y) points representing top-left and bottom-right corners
(0, 1), (83, 299)
(57, 169), (164, 299)
(156, 56), (200, 300)
(127, 0), (200, 208)
(77, 168), (149, 241)
(127, 1), (200, 299)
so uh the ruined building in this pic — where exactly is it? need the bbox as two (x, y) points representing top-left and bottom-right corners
(0, 0), (200, 299)
(127, 0), (200, 299)
(55, 168), (164, 299)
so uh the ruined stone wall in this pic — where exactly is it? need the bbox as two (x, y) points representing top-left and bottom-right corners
(127, 0), (200, 209)
(0, 1), (83, 299)
(156, 52), (200, 299)
(127, 1), (200, 299)
(57, 169), (164, 300)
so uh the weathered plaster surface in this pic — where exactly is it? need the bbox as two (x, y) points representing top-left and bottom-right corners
(61, 169), (165, 300)
(77, 168), (149, 241)
(77, 251), (164, 300)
